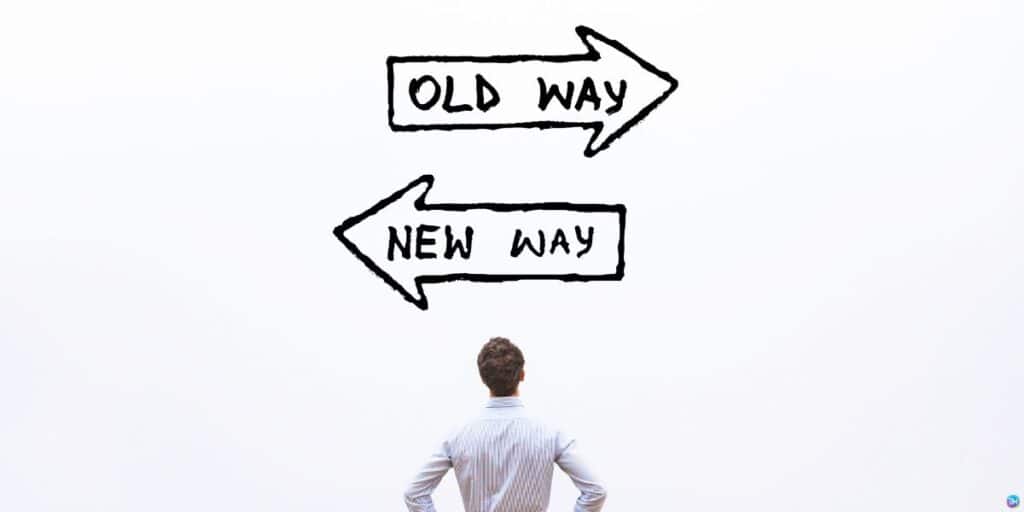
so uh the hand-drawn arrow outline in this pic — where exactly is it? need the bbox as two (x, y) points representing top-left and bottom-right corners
(333, 175), (626, 310)
(386, 26), (678, 157)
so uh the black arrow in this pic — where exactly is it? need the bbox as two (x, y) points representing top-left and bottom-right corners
(387, 26), (678, 157)
(333, 175), (626, 310)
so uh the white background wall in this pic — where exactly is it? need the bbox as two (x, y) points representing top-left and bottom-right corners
(2, 1), (1022, 510)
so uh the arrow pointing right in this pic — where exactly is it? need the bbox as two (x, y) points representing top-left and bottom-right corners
(387, 26), (678, 157)
(334, 175), (626, 310)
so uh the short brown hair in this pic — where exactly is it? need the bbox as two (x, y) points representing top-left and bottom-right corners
(477, 337), (524, 397)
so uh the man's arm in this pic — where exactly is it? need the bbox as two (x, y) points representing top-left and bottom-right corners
(403, 441), (452, 512)
(555, 432), (607, 512)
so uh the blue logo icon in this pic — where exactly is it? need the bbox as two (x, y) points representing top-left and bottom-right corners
(1009, 494), (1020, 508)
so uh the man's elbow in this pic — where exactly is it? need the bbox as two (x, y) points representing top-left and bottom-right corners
(403, 486), (424, 508)
(584, 484), (607, 507)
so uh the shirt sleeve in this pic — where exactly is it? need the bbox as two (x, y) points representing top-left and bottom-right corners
(555, 432), (607, 512)
(404, 440), (453, 512)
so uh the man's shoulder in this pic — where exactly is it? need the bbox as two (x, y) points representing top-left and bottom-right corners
(447, 409), (562, 439)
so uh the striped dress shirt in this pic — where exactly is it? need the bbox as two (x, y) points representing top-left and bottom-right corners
(404, 397), (606, 512)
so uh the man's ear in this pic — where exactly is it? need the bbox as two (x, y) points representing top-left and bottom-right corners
(519, 369), (526, 382)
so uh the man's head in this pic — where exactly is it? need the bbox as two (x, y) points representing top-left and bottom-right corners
(477, 337), (525, 397)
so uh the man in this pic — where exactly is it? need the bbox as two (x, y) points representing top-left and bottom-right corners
(403, 337), (607, 512)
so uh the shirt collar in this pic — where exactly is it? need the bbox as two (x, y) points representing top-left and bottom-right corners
(485, 396), (524, 408)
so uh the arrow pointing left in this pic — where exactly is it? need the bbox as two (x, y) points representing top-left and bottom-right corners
(333, 175), (626, 310)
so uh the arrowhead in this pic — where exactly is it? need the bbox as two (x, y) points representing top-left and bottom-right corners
(575, 26), (678, 157)
(333, 175), (434, 310)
